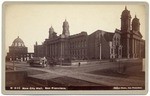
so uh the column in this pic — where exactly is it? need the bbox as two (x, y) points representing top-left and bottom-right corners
(134, 39), (136, 58)
(46, 45), (48, 57)
(50, 45), (51, 58)
(53, 44), (54, 57)
(51, 44), (54, 57)
(127, 38), (130, 58)
(23, 55), (24, 61)
(62, 42), (64, 58)
(139, 40), (141, 58)
(132, 39), (135, 58)
(60, 42), (63, 59)
(48, 45), (50, 57)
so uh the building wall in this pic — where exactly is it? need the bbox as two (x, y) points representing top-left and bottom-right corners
(140, 40), (145, 58)
(87, 31), (96, 59)
(87, 30), (111, 60)
(34, 45), (45, 58)
(69, 32), (88, 60)
(6, 46), (29, 61)
(44, 38), (61, 59)
(112, 32), (122, 59)
(101, 35), (110, 59)
(9, 46), (27, 54)
(34, 29), (145, 61)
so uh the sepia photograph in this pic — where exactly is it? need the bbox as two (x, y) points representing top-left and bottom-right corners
(2, 1), (148, 95)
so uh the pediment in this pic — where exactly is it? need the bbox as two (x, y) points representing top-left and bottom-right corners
(132, 30), (143, 38)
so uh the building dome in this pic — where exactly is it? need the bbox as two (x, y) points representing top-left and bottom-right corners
(132, 15), (139, 23)
(12, 36), (25, 47)
(132, 15), (140, 31)
(121, 6), (131, 18)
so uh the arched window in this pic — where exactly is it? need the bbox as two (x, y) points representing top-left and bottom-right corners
(15, 43), (17, 46)
(113, 37), (116, 46)
(117, 38), (119, 45)
(18, 43), (21, 46)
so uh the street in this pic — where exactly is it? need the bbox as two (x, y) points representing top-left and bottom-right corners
(6, 60), (145, 87)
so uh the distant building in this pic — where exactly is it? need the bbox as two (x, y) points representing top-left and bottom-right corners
(34, 6), (145, 62)
(6, 36), (34, 61)
(34, 42), (45, 58)
(68, 31), (88, 60)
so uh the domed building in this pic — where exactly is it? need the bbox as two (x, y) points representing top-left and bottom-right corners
(6, 36), (33, 61)
(12, 36), (26, 47)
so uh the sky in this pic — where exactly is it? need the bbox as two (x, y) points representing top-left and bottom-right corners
(4, 2), (147, 53)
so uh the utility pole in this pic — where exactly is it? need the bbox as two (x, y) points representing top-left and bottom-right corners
(99, 43), (101, 60)
(60, 42), (63, 66)
(99, 33), (102, 61)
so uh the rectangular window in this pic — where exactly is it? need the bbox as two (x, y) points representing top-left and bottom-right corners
(111, 48), (113, 54)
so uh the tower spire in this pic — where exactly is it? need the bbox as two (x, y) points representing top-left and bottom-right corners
(35, 41), (38, 45)
(121, 5), (131, 32)
(49, 26), (55, 39)
(125, 6), (127, 10)
(132, 14), (140, 32)
(62, 19), (70, 37)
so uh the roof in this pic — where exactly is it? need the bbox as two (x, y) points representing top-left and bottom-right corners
(69, 31), (87, 39)
(13, 36), (24, 43)
(12, 36), (25, 47)
(132, 15), (140, 24)
(103, 32), (114, 42)
(121, 6), (131, 18)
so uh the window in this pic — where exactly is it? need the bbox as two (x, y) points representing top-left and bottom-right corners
(119, 49), (121, 55)
(117, 38), (119, 45)
(110, 42), (112, 47)
(15, 43), (17, 46)
(81, 41), (83, 47)
(111, 48), (113, 54)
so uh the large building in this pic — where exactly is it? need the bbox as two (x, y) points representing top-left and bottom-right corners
(87, 29), (122, 60)
(6, 36), (34, 61)
(120, 6), (145, 58)
(34, 7), (145, 62)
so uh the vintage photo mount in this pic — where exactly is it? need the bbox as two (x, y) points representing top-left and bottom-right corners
(2, 1), (149, 95)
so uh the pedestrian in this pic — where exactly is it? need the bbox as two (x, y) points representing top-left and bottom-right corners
(78, 62), (81, 67)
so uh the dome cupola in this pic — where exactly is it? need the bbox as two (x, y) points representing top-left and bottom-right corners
(12, 36), (25, 47)
(121, 6), (131, 19)
(121, 6), (132, 32)
(132, 15), (140, 31)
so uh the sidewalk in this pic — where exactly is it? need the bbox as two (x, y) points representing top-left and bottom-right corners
(28, 66), (144, 86)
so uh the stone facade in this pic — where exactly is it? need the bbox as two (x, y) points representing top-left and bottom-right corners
(34, 6), (145, 62)
(34, 42), (45, 58)
(87, 29), (122, 60)
(6, 36), (34, 61)
(120, 6), (145, 58)
(68, 32), (88, 60)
